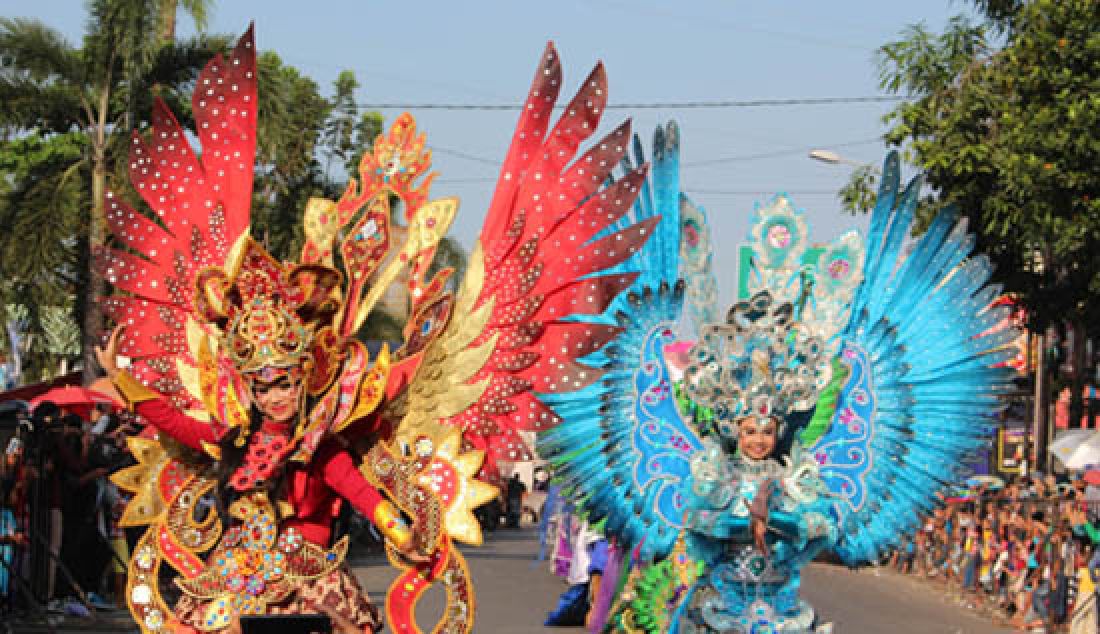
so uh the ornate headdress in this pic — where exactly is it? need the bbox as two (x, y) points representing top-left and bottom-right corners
(681, 291), (829, 445)
(678, 194), (864, 449)
(194, 239), (342, 378)
(745, 194), (864, 351)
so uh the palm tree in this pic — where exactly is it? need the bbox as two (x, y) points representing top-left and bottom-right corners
(157, 0), (211, 43)
(0, 0), (224, 380)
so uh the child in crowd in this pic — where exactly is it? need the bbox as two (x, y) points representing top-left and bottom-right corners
(0, 482), (26, 612)
(0, 435), (29, 614)
(961, 525), (981, 593)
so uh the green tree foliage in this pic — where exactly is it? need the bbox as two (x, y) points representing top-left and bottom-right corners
(250, 51), (332, 259)
(840, 0), (1100, 426)
(323, 70), (359, 182)
(0, 1), (224, 380)
(42, 304), (82, 374)
(0, 133), (86, 303)
(0, 132), (87, 381)
(346, 111), (384, 177)
(157, 0), (211, 42)
(319, 70), (385, 181)
(837, 164), (880, 216)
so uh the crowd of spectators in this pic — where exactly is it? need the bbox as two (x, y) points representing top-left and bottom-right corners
(0, 400), (137, 620)
(888, 473), (1100, 633)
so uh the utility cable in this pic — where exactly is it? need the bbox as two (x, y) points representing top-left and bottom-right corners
(686, 188), (840, 196)
(433, 136), (884, 172)
(682, 138), (883, 167)
(432, 147), (502, 166)
(359, 95), (907, 111)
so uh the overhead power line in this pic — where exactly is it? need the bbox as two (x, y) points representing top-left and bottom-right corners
(437, 183), (844, 195)
(687, 188), (840, 196)
(432, 147), (502, 166)
(359, 95), (907, 111)
(432, 136), (886, 176)
(435, 177), (497, 184)
(682, 137), (883, 168)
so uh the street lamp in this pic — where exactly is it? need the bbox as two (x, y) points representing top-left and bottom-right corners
(809, 148), (883, 216)
(808, 148), (873, 169)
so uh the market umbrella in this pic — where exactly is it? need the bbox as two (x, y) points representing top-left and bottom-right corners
(1049, 430), (1100, 470)
(28, 385), (119, 410)
(965, 475), (1005, 490)
(946, 485), (974, 503)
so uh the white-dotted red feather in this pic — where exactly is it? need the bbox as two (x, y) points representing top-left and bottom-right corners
(442, 43), (654, 467)
(102, 27), (258, 407)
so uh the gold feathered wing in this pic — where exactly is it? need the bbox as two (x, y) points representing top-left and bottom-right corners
(391, 244), (500, 544)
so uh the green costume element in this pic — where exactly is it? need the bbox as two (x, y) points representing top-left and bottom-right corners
(799, 359), (850, 448)
(674, 380), (714, 434)
(605, 537), (703, 634)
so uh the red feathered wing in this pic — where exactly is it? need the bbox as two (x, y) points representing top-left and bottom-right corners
(102, 27), (257, 407)
(399, 43), (653, 471)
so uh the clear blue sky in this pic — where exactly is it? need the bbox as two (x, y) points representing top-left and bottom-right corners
(12, 0), (971, 304)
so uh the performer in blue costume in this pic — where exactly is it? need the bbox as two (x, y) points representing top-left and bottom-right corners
(535, 128), (1019, 633)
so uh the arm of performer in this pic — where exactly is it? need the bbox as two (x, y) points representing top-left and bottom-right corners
(1068, 507), (1100, 544)
(95, 326), (220, 451)
(687, 507), (801, 541)
(315, 443), (425, 560)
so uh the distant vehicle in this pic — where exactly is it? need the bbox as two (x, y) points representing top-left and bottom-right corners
(476, 495), (503, 532)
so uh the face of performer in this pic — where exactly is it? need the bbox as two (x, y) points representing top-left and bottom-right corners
(251, 373), (302, 424)
(738, 416), (777, 461)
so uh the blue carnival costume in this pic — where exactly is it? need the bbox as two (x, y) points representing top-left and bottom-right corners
(536, 131), (1018, 633)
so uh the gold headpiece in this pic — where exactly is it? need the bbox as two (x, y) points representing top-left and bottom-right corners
(225, 298), (310, 374)
(194, 239), (342, 377)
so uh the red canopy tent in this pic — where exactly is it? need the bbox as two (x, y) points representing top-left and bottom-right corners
(28, 385), (119, 409)
(0, 371), (82, 405)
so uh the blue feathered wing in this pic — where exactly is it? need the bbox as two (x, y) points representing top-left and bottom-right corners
(808, 152), (1019, 565)
(538, 122), (705, 563)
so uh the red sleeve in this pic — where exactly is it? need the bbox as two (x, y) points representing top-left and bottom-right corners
(317, 445), (384, 520)
(133, 399), (221, 451)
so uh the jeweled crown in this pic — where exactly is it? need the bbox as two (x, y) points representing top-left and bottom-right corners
(681, 291), (829, 443)
(194, 238), (342, 375)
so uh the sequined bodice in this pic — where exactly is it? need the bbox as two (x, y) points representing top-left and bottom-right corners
(229, 420), (296, 492)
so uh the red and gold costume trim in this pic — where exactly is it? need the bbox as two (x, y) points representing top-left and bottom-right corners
(174, 493), (348, 631)
(114, 370), (162, 409)
(371, 500), (412, 552)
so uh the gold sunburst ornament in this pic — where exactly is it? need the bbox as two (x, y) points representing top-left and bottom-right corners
(403, 423), (499, 546)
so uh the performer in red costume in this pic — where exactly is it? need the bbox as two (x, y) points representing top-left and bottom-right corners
(98, 304), (417, 632)
(96, 25), (654, 634)
(100, 325), (414, 548)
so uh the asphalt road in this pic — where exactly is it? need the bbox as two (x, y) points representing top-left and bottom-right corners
(21, 527), (1010, 633)
(802, 562), (1012, 634)
(354, 527), (1013, 634)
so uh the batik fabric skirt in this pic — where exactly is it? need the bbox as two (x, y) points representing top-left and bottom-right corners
(174, 565), (380, 633)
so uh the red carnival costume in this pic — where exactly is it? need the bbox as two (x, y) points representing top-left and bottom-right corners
(103, 26), (654, 634)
